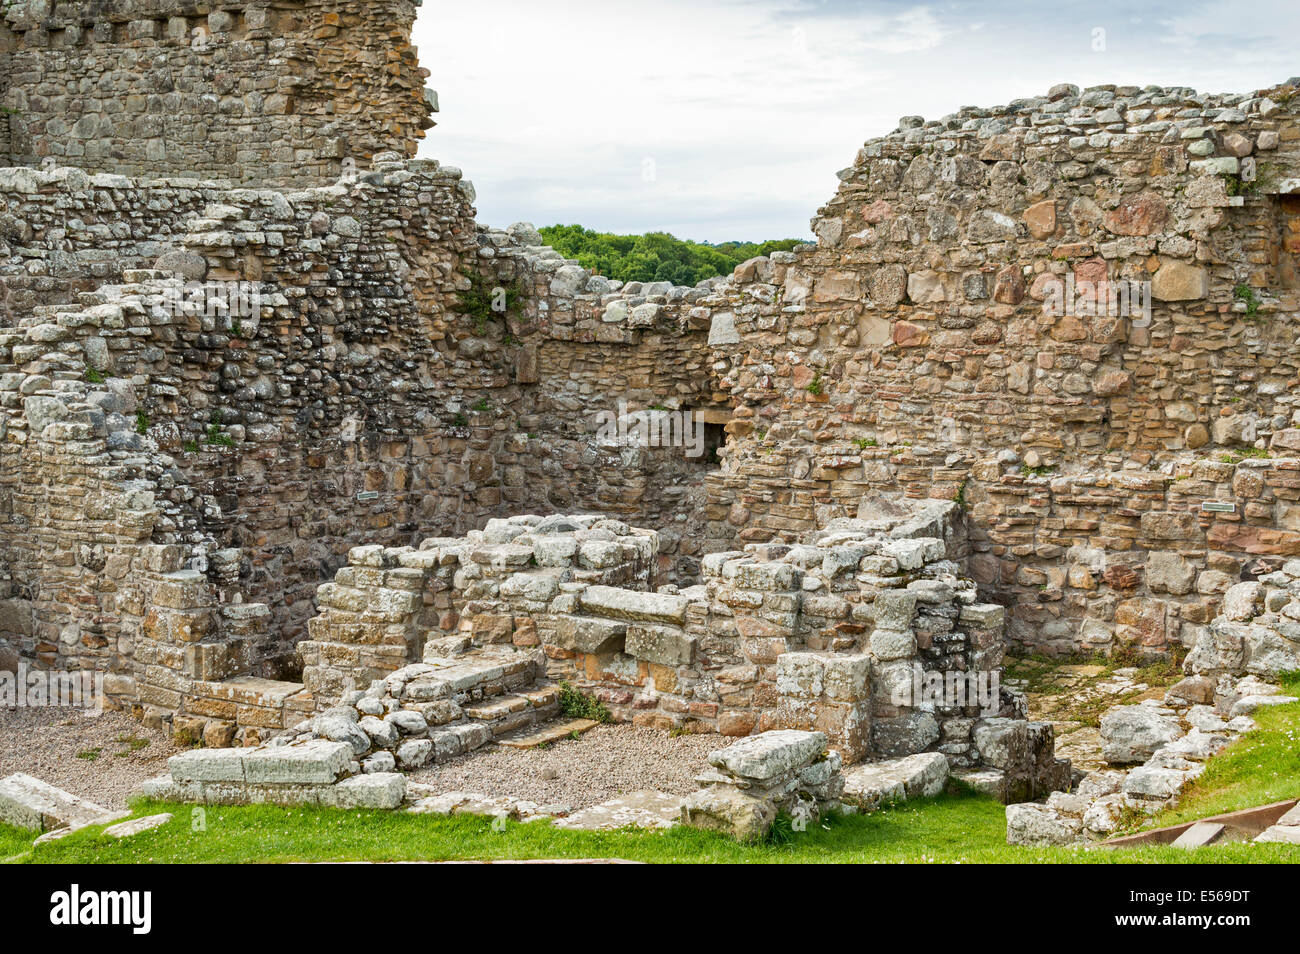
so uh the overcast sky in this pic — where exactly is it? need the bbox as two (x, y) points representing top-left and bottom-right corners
(413, 0), (1300, 243)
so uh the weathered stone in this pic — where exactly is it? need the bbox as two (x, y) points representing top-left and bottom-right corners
(1099, 705), (1183, 765)
(0, 774), (114, 832)
(681, 787), (777, 843)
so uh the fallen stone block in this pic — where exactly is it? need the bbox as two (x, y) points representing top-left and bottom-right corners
(1254, 825), (1300, 844)
(842, 752), (949, 810)
(1122, 763), (1202, 802)
(1100, 704), (1183, 765)
(102, 813), (173, 839)
(708, 730), (828, 781)
(681, 786), (776, 843)
(1005, 802), (1082, 846)
(0, 774), (115, 832)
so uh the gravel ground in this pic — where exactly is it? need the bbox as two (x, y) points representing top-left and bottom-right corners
(0, 707), (185, 809)
(410, 724), (722, 810)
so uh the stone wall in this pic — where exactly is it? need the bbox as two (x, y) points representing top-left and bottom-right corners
(4, 0), (1300, 747)
(0, 0), (434, 186)
(702, 80), (1300, 657)
(0, 150), (741, 743)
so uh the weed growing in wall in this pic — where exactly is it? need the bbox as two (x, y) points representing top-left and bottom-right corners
(557, 682), (611, 723)
(457, 269), (524, 335)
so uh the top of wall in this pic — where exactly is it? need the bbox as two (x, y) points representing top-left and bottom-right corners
(0, 0), (433, 187)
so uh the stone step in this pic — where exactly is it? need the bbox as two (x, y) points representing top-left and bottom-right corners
(497, 718), (600, 749)
(168, 738), (353, 784)
(842, 752), (950, 810)
(462, 687), (560, 737)
(406, 649), (541, 705)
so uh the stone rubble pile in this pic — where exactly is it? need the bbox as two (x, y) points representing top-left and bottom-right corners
(292, 643), (552, 772)
(1186, 572), (1300, 679)
(681, 730), (845, 841)
(1005, 672), (1295, 845)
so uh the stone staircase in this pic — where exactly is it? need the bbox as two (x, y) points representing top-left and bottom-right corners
(279, 639), (596, 771)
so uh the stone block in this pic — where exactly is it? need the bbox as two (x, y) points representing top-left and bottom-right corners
(241, 739), (353, 784)
(625, 623), (695, 666)
(578, 586), (690, 624)
(0, 774), (114, 832)
(681, 787), (776, 843)
(707, 730), (828, 781)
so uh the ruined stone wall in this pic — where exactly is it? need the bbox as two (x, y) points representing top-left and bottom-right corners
(476, 225), (729, 581)
(0, 166), (214, 325)
(0, 158), (732, 703)
(703, 81), (1300, 658)
(0, 0), (433, 186)
(297, 505), (1067, 794)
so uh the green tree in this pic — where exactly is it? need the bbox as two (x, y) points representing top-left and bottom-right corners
(537, 225), (801, 285)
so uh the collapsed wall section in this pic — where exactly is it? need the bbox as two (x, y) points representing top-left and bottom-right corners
(0, 157), (733, 739)
(299, 502), (1068, 799)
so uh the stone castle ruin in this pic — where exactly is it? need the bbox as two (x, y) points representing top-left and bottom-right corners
(2, 0), (1300, 831)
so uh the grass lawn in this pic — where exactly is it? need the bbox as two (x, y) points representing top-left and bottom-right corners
(3, 674), (1297, 865)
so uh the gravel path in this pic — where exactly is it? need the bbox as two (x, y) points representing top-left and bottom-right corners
(410, 724), (722, 810)
(0, 707), (185, 809)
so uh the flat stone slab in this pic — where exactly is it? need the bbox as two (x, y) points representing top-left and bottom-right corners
(1171, 821), (1226, 849)
(1254, 825), (1300, 845)
(0, 773), (115, 832)
(843, 752), (949, 809)
(169, 738), (352, 784)
(103, 813), (173, 839)
(242, 739), (354, 784)
(34, 809), (132, 844)
(708, 730), (828, 781)
(498, 718), (598, 749)
(578, 585), (690, 625)
(137, 771), (405, 810)
(408, 791), (523, 818)
(190, 676), (306, 708)
(553, 791), (684, 831)
(409, 651), (536, 699)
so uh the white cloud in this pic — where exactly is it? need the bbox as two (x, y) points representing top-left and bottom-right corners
(412, 0), (1300, 242)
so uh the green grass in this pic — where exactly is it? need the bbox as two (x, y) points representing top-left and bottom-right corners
(0, 823), (33, 863)
(1, 784), (1295, 864)
(1146, 671), (1300, 830)
(3, 674), (1297, 865)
